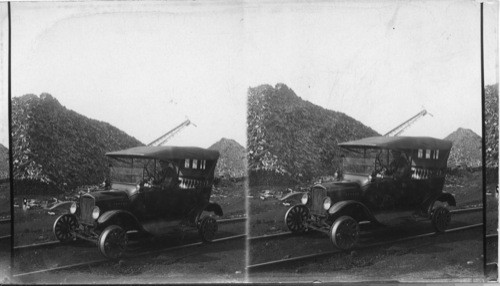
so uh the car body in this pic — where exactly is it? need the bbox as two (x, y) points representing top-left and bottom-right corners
(53, 146), (222, 258)
(284, 136), (455, 250)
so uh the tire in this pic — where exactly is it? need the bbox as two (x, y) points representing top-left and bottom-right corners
(98, 225), (128, 259)
(198, 216), (218, 242)
(432, 206), (451, 233)
(330, 216), (359, 250)
(284, 205), (309, 234)
(53, 214), (78, 243)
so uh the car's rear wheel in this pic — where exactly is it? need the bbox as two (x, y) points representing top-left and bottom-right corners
(330, 216), (359, 250)
(98, 225), (128, 259)
(284, 205), (309, 234)
(198, 216), (218, 242)
(53, 214), (78, 243)
(432, 206), (451, 233)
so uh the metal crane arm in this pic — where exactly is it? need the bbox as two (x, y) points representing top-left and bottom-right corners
(384, 109), (430, 137)
(147, 119), (195, 146)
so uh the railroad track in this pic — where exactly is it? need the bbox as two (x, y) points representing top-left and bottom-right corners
(0, 218), (11, 224)
(247, 223), (483, 270)
(486, 232), (498, 267)
(13, 216), (246, 251)
(13, 231), (246, 278)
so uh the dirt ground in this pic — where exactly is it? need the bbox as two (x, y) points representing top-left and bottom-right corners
(0, 182), (10, 219)
(250, 227), (484, 283)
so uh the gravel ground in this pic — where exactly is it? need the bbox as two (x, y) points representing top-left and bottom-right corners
(250, 227), (484, 283)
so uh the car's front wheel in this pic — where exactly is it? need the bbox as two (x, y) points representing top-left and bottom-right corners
(284, 205), (309, 234)
(330, 216), (359, 250)
(98, 225), (128, 259)
(432, 206), (451, 233)
(53, 214), (78, 243)
(198, 216), (218, 242)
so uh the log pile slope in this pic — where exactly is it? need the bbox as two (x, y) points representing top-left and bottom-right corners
(12, 93), (143, 193)
(485, 84), (498, 169)
(209, 138), (246, 179)
(444, 128), (482, 169)
(0, 144), (8, 179)
(247, 83), (379, 185)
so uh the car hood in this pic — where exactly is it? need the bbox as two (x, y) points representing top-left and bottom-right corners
(321, 181), (361, 194)
(86, 190), (131, 211)
(90, 190), (129, 201)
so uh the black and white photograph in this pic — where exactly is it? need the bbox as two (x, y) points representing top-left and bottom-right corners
(0, 0), (499, 284)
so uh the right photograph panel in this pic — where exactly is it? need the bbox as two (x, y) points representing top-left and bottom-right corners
(245, 0), (497, 282)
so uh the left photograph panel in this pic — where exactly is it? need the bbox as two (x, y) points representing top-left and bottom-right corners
(0, 2), (11, 284)
(9, 2), (247, 283)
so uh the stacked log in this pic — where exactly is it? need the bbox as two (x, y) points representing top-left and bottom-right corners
(12, 93), (143, 194)
(209, 138), (246, 179)
(444, 128), (482, 169)
(0, 144), (8, 179)
(485, 84), (498, 169)
(247, 83), (379, 185)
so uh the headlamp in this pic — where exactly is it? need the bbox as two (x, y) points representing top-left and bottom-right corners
(323, 197), (332, 210)
(301, 193), (309, 205)
(92, 206), (100, 220)
(70, 202), (77, 214)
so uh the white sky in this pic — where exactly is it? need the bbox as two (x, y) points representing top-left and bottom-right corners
(2, 0), (499, 149)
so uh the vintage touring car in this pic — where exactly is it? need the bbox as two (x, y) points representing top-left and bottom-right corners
(53, 146), (222, 259)
(284, 136), (455, 250)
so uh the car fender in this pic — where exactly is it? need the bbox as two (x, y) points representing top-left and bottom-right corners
(328, 200), (378, 223)
(48, 201), (74, 211)
(427, 192), (456, 214)
(97, 210), (143, 231)
(205, 202), (223, 216)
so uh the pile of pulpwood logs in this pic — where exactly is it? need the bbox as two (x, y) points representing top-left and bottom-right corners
(209, 138), (246, 179)
(0, 144), (8, 179)
(247, 83), (379, 185)
(444, 128), (482, 169)
(12, 93), (143, 194)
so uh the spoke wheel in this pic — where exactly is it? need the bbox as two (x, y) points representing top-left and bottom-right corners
(330, 216), (359, 250)
(53, 214), (78, 243)
(432, 206), (451, 233)
(99, 225), (128, 259)
(198, 216), (218, 242)
(284, 205), (309, 234)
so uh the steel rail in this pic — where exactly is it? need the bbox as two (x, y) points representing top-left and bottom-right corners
(0, 219), (11, 224)
(218, 217), (247, 224)
(14, 217), (247, 251)
(0, 234), (11, 241)
(450, 207), (483, 214)
(247, 223), (483, 270)
(486, 233), (498, 239)
(13, 233), (246, 278)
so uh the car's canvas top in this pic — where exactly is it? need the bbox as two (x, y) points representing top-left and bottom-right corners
(338, 136), (452, 151)
(106, 146), (220, 161)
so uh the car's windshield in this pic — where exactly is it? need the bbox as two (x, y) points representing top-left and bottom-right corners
(342, 149), (379, 175)
(342, 147), (410, 177)
(109, 157), (178, 186)
(109, 157), (150, 184)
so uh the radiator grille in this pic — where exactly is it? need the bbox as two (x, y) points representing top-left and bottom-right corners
(310, 188), (326, 215)
(80, 196), (95, 225)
